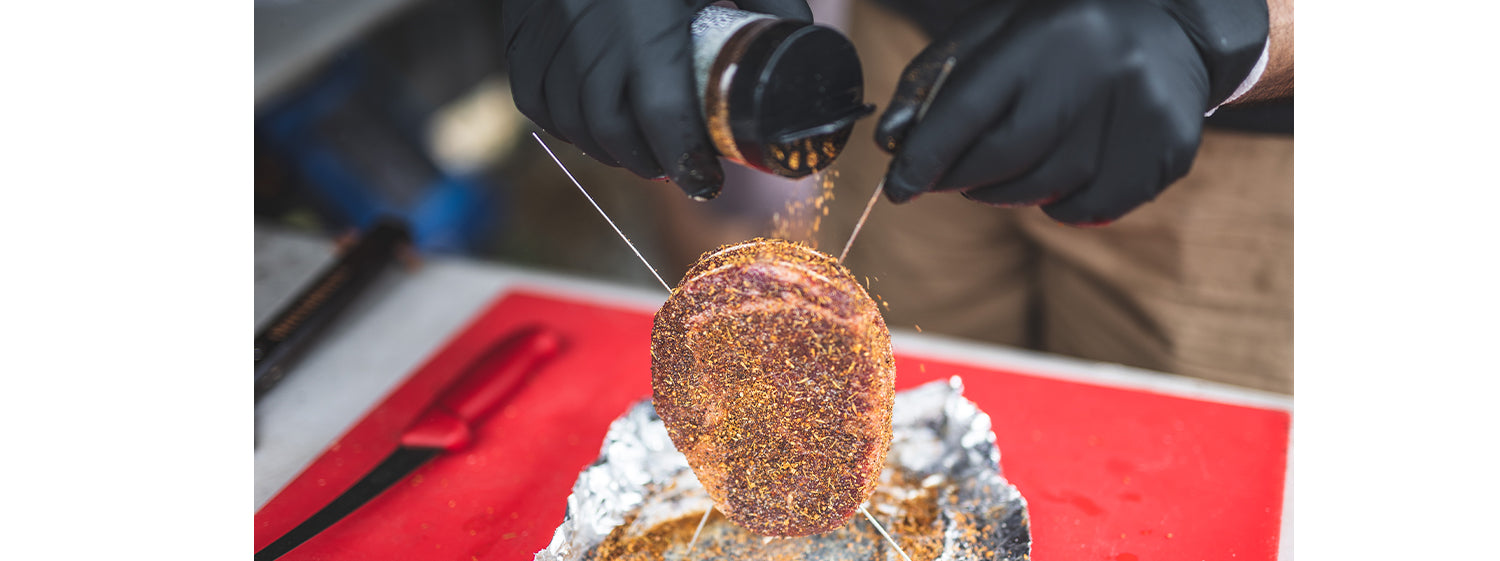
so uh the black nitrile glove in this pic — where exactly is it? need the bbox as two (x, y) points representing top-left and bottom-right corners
(501, 0), (814, 200)
(874, 0), (1267, 225)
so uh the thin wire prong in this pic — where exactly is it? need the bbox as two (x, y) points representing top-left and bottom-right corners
(532, 132), (672, 293)
(839, 178), (884, 264)
(684, 505), (713, 558)
(840, 57), (956, 266)
(840, 58), (954, 265)
(860, 505), (914, 561)
(917, 57), (957, 123)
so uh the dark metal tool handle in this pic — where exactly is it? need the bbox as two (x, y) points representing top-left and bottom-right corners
(254, 218), (412, 401)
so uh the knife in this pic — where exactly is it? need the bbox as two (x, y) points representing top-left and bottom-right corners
(255, 326), (564, 560)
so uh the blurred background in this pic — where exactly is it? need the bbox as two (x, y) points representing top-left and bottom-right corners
(255, 0), (842, 291)
(255, 0), (1293, 395)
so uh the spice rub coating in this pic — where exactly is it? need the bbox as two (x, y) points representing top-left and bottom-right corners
(651, 238), (896, 536)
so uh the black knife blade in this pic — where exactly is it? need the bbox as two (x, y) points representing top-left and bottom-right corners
(255, 448), (438, 560)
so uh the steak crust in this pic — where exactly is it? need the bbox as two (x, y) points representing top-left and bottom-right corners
(651, 238), (896, 536)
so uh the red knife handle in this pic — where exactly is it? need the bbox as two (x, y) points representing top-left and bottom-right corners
(399, 326), (563, 451)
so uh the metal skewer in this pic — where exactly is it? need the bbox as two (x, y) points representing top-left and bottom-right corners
(861, 505), (915, 561)
(685, 506), (713, 557)
(533, 132), (672, 293)
(838, 178), (883, 264)
(838, 57), (956, 265)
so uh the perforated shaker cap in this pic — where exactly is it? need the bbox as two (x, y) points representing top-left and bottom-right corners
(718, 20), (873, 178)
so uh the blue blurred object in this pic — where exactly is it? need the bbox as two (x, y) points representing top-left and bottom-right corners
(257, 47), (504, 254)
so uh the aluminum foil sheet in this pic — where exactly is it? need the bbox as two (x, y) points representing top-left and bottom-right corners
(537, 377), (1031, 561)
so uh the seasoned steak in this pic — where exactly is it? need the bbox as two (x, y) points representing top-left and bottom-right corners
(651, 238), (896, 536)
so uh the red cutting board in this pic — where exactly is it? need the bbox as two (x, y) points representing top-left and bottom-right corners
(255, 290), (1290, 561)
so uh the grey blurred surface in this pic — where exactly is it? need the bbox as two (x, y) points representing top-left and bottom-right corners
(253, 225), (334, 330)
(255, 0), (419, 105)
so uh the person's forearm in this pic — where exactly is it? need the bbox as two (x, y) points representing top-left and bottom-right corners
(1231, 0), (1292, 103)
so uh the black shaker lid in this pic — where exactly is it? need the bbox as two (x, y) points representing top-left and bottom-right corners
(726, 22), (873, 178)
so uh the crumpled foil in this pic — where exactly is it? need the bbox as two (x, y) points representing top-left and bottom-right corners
(537, 377), (1030, 561)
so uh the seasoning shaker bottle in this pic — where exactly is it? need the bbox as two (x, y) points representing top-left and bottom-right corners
(690, 5), (873, 179)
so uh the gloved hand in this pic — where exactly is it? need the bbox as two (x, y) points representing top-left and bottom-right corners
(874, 0), (1267, 225)
(501, 0), (814, 200)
